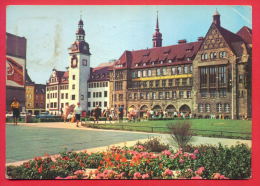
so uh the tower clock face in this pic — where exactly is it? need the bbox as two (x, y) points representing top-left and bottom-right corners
(71, 56), (78, 68)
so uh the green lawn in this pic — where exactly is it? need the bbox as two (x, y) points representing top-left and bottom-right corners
(83, 119), (251, 139)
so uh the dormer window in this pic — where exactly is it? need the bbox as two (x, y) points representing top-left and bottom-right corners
(135, 64), (138, 67)
(168, 59), (172, 63)
(143, 63), (146, 66)
(187, 57), (191, 61)
(160, 60), (163, 64)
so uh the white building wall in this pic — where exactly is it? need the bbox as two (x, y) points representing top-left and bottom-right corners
(45, 85), (59, 115)
(88, 81), (110, 113)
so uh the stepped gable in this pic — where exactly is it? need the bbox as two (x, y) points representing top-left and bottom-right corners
(114, 41), (202, 69)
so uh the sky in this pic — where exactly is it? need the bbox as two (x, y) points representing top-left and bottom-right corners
(6, 5), (252, 84)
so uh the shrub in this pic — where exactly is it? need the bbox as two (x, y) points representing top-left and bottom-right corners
(167, 121), (194, 149)
(135, 137), (169, 152)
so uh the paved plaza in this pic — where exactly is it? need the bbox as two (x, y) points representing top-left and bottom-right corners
(6, 122), (251, 165)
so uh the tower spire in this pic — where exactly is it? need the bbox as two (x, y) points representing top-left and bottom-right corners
(76, 16), (85, 41)
(213, 9), (221, 26)
(152, 11), (162, 48)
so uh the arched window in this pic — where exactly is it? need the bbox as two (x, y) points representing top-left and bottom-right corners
(219, 51), (227, 58)
(210, 52), (217, 59)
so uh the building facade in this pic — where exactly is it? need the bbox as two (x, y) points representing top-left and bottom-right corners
(6, 33), (27, 112)
(109, 12), (251, 119)
(45, 12), (251, 119)
(87, 63), (112, 112)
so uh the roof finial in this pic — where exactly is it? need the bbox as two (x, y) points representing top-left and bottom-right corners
(214, 8), (220, 16)
(156, 11), (159, 30)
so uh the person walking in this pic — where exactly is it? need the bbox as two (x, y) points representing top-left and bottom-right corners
(93, 105), (102, 124)
(118, 105), (124, 122)
(10, 97), (20, 125)
(74, 102), (82, 127)
(63, 103), (70, 123)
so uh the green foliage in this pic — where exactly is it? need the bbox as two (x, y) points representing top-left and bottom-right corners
(6, 143), (251, 180)
(184, 143), (251, 179)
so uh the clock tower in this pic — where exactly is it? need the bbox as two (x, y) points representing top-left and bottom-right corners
(68, 17), (91, 111)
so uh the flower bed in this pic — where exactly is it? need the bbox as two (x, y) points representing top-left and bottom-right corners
(6, 143), (251, 180)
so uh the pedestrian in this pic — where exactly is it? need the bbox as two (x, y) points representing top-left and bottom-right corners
(10, 97), (20, 125)
(93, 105), (102, 124)
(118, 105), (124, 122)
(63, 103), (70, 123)
(74, 102), (82, 127)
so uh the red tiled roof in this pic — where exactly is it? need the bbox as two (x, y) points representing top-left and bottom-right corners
(236, 26), (252, 44)
(114, 41), (202, 69)
(89, 62), (113, 82)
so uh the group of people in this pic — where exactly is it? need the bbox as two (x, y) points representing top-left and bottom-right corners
(62, 102), (83, 127)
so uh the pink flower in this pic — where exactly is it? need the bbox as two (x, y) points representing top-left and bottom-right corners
(190, 153), (197, 160)
(195, 167), (205, 175)
(64, 175), (77, 179)
(74, 170), (84, 175)
(187, 168), (193, 172)
(162, 150), (171, 156)
(163, 169), (173, 176)
(194, 149), (199, 154)
(142, 174), (150, 179)
(55, 176), (64, 179)
(183, 152), (189, 157)
(133, 172), (142, 179)
(179, 159), (184, 163)
(191, 176), (202, 179)
(220, 175), (229, 179)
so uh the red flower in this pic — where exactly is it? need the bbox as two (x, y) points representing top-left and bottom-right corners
(38, 165), (43, 173)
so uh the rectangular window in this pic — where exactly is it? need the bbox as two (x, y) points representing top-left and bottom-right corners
(159, 92), (163, 99)
(88, 92), (91, 98)
(156, 69), (160, 76)
(47, 94), (49, 99)
(218, 66), (226, 87)
(149, 81), (153, 88)
(156, 80), (160, 87)
(66, 93), (68, 99)
(165, 92), (170, 99)
(143, 81), (147, 88)
(177, 66), (182, 74)
(172, 91), (177, 99)
(179, 91), (184, 98)
(182, 78), (187, 86)
(47, 104), (49, 108)
(72, 84), (75, 89)
(61, 93), (64, 99)
(88, 102), (91, 107)
(61, 103), (64, 108)
(54, 102), (57, 108)
(148, 70), (152, 77)
(217, 103), (222, 112)
(93, 92), (96, 98)
(199, 104), (204, 113)
(93, 102), (95, 107)
(176, 79), (180, 86)
(99, 92), (102, 97)
(171, 67), (176, 75)
(104, 91), (108, 97)
(200, 67), (208, 88)
(72, 75), (76, 80)
(187, 91), (191, 98)
(134, 93), (137, 100)
(146, 92), (150, 100)
(104, 101), (107, 107)
(162, 80), (166, 87)
(71, 95), (75, 100)
(152, 92), (156, 100)
(140, 93), (144, 99)
(168, 79), (173, 87)
(200, 89), (207, 98)
(219, 89), (227, 97)
(210, 89), (217, 98)
(209, 67), (217, 87)
(184, 66), (188, 74)
(119, 94), (123, 101)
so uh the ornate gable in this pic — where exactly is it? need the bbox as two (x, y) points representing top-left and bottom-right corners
(200, 24), (230, 52)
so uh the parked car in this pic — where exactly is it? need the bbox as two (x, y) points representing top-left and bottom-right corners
(36, 112), (55, 119)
